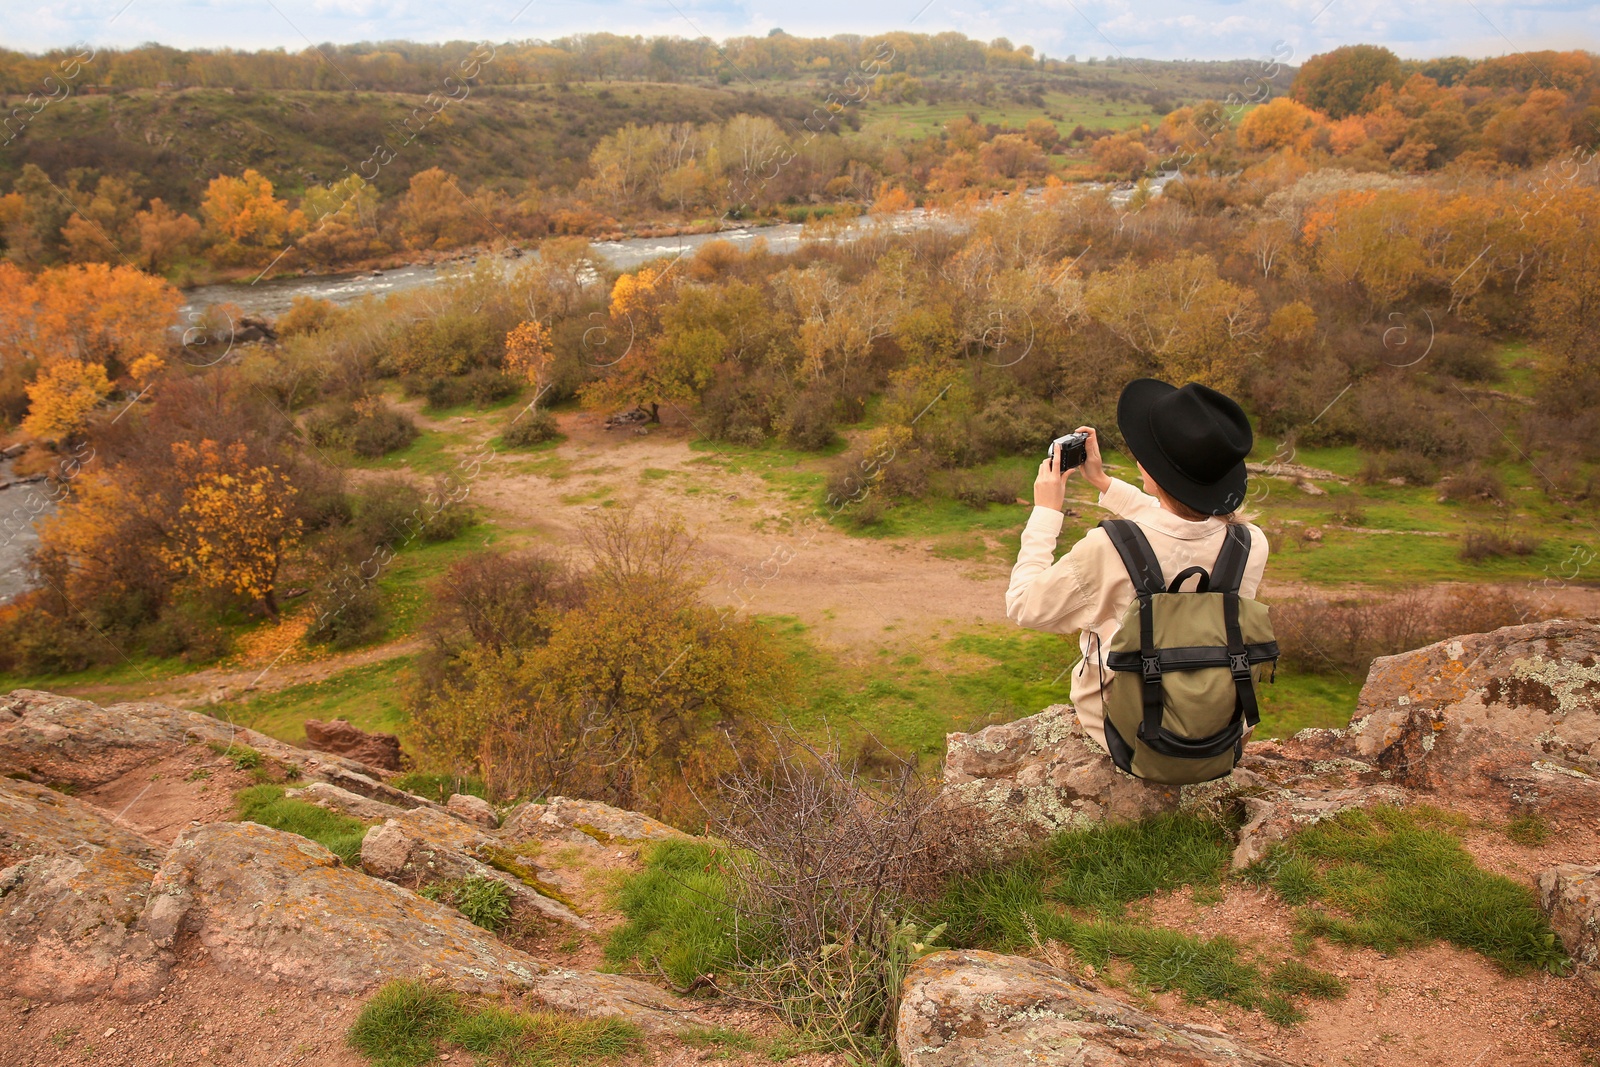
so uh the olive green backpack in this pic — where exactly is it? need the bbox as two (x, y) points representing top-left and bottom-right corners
(1098, 519), (1278, 785)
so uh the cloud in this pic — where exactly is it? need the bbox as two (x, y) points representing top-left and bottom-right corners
(5, 0), (1597, 59)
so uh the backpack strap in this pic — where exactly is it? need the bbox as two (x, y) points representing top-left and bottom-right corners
(1210, 524), (1252, 594)
(1100, 520), (1168, 747)
(1098, 520), (1165, 595)
(1223, 591), (1262, 730)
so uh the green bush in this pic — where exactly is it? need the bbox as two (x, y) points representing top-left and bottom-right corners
(501, 408), (562, 448)
(391, 771), (489, 804)
(234, 784), (370, 865)
(304, 399), (419, 458)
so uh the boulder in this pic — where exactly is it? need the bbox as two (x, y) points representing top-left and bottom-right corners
(1228, 784), (1407, 869)
(285, 781), (410, 822)
(139, 822), (700, 1031)
(501, 795), (689, 847)
(939, 706), (1180, 847)
(303, 718), (404, 771)
(360, 818), (588, 929)
(1336, 619), (1600, 814)
(897, 949), (1295, 1066)
(447, 792), (499, 828)
(1538, 864), (1599, 987)
(0, 689), (390, 790)
(0, 778), (170, 1000)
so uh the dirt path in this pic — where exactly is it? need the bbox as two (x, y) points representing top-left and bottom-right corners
(50, 404), (1600, 706)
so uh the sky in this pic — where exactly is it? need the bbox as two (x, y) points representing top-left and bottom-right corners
(9, 0), (1600, 61)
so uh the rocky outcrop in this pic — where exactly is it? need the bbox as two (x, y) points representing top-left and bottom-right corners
(285, 781), (416, 822)
(0, 689), (388, 789)
(1538, 864), (1599, 988)
(940, 706), (1180, 847)
(360, 814), (589, 929)
(0, 778), (170, 1000)
(447, 792), (498, 827)
(303, 717), (404, 771)
(1334, 619), (1599, 815)
(501, 795), (689, 847)
(1228, 783), (1408, 869)
(140, 821), (699, 1031)
(897, 949), (1295, 1066)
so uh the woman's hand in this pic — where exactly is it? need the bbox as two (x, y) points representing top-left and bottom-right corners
(1033, 456), (1067, 512)
(1077, 426), (1112, 494)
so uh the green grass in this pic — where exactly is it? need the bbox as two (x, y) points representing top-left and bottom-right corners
(930, 813), (1345, 1023)
(604, 840), (744, 989)
(768, 618), (1076, 760)
(212, 657), (411, 745)
(1254, 668), (1363, 738)
(1505, 811), (1551, 846)
(419, 875), (514, 932)
(234, 784), (371, 865)
(347, 979), (644, 1067)
(1247, 805), (1570, 974)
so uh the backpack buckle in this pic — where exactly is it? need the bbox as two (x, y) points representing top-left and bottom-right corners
(1229, 652), (1251, 678)
(1141, 655), (1162, 681)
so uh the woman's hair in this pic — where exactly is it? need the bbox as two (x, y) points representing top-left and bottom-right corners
(1149, 477), (1245, 524)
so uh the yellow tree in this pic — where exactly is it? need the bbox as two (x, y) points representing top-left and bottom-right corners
(200, 170), (306, 265)
(503, 319), (553, 400)
(134, 199), (202, 273)
(21, 359), (112, 441)
(159, 440), (302, 617)
(1237, 98), (1328, 154)
(1085, 252), (1262, 389)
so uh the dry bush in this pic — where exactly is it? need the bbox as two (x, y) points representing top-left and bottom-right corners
(1460, 528), (1541, 561)
(1273, 587), (1543, 675)
(703, 733), (968, 1059)
(405, 511), (790, 827)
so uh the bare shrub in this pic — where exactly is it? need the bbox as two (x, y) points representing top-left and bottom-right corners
(1439, 464), (1508, 505)
(1274, 587), (1545, 676)
(704, 733), (967, 1058)
(1460, 528), (1541, 561)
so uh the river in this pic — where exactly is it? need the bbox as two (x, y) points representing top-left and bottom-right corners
(6, 175), (1173, 602)
(177, 175), (1173, 321)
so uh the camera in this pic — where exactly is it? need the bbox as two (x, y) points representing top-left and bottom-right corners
(1048, 432), (1089, 472)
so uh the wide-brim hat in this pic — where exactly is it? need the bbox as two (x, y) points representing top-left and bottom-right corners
(1117, 379), (1252, 515)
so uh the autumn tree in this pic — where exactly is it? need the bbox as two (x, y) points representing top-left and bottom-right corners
(396, 167), (486, 250)
(134, 199), (201, 273)
(158, 439), (302, 617)
(1237, 98), (1328, 154)
(1292, 45), (1404, 119)
(1085, 252), (1261, 389)
(21, 359), (112, 441)
(297, 176), (387, 265)
(200, 170), (306, 265)
(61, 177), (142, 264)
(1091, 134), (1152, 180)
(503, 319), (553, 399)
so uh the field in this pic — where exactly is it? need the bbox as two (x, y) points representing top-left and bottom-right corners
(27, 337), (1593, 764)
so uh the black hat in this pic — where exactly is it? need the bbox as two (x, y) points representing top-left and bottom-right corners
(1117, 379), (1253, 515)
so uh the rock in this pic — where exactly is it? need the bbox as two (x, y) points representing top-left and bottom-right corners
(897, 949), (1295, 1066)
(1228, 784), (1407, 869)
(447, 793), (498, 828)
(360, 819), (589, 929)
(140, 822), (698, 1031)
(284, 781), (407, 822)
(0, 689), (390, 790)
(501, 796), (688, 847)
(0, 778), (170, 1000)
(1538, 864), (1599, 987)
(303, 718), (404, 771)
(1337, 619), (1600, 814)
(939, 706), (1180, 847)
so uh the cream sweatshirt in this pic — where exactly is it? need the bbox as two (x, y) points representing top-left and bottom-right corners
(1005, 476), (1269, 750)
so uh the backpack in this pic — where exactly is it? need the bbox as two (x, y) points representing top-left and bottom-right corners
(1096, 519), (1278, 785)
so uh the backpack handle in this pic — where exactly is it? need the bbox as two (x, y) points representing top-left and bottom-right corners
(1167, 566), (1211, 593)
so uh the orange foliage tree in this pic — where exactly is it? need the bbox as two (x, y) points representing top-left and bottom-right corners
(158, 440), (302, 617)
(21, 359), (112, 441)
(201, 170), (306, 265)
